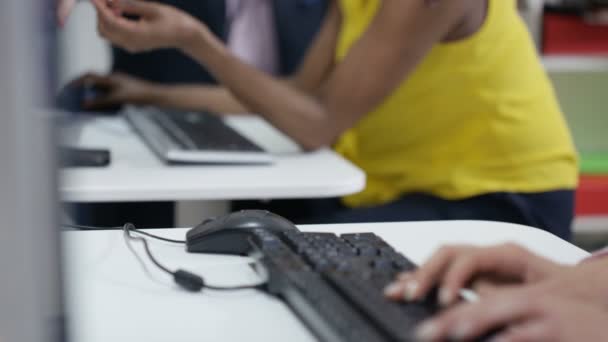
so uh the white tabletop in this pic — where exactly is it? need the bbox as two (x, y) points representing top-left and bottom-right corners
(60, 115), (365, 202)
(64, 220), (589, 342)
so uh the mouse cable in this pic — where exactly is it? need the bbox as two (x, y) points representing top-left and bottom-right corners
(63, 223), (187, 244)
(122, 223), (265, 292)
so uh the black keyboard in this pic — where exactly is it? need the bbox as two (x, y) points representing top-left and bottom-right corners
(158, 111), (264, 152)
(248, 229), (441, 342)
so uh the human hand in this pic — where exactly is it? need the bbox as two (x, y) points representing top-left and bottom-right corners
(57, 0), (77, 26)
(384, 244), (569, 306)
(528, 257), (608, 308)
(91, 0), (204, 53)
(75, 72), (157, 110)
(414, 289), (608, 341)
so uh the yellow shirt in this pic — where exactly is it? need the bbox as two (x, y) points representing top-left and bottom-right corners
(335, 0), (578, 208)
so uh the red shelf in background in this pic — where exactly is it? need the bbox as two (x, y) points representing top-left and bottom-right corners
(576, 176), (608, 216)
(544, 13), (608, 55)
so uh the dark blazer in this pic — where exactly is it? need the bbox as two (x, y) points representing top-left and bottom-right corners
(112, 0), (329, 84)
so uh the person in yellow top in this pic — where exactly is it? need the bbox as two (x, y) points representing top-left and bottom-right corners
(88, 0), (578, 240)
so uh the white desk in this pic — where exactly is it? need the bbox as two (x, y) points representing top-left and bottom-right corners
(64, 221), (589, 342)
(60, 115), (365, 202)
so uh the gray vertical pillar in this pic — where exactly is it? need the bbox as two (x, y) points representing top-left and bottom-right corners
(0, 0), (64, 341)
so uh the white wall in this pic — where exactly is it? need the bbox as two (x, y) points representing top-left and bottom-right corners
(57, 1), (110, 86)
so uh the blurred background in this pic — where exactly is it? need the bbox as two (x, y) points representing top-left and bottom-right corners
(58, 0), (608, 250)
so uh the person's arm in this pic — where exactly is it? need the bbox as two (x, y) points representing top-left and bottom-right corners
(92, 0), (474, 150)
(83, 4), (341, 114)
(538, 257), (608, 308)
(79, 73), (250, 113)
(582, 246), (608, 263)
(144, 84), (248, 113)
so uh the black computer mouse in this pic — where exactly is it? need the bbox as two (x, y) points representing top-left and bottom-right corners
(186, 210), (298, 255)
(56, 82), (120, 113)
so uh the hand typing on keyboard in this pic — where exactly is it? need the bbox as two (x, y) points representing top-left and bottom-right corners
(383, 244), (568, 306)
(384, 244), (608, 341)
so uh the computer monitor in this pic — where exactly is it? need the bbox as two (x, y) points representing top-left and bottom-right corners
(0, 0), (65, 341)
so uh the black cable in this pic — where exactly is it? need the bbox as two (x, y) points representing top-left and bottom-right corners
(121, 223), (264, 293)
(63, 223), (187, 244)
(127, 229), (187, 244)
(62, 223), (120, 230)
(123, 223), (174, 275)
(204, 283), (265, 291)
